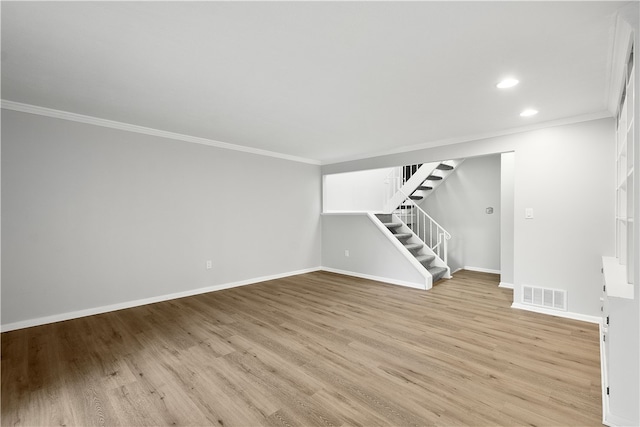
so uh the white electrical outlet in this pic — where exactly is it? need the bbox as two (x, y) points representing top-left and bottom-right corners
(206, 260), (212, 269)
(344, 250), (350, 257)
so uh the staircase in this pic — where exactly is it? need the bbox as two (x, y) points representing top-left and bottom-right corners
(383, 160), (464, 213)
(376, 213), (449, 283)
(377, 159), (463, 285)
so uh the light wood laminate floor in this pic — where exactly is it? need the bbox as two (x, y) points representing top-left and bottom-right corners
(2, 270), (602, 426)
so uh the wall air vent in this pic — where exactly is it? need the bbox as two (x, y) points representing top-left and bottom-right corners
(522, 285), (567, 311)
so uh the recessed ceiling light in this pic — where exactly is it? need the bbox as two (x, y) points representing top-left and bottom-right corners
(496, 78), (519, 89)
(520, 109), (538, 117)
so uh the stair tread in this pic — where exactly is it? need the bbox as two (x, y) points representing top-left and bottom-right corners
(415, 254), (436, 263)
(428, 266), (448, 282)
(417, 186), (433, 190)
(394, 233), (412, 239)
(409, 195), (423, 200)
(383, 222), (403, 228)
(426, 175), (443, 180)
(404, 243), (423, 250)
(436, 163), (454, 170)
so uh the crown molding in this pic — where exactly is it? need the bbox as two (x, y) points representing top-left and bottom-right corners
(320, 111), (612, 166)
(605, 3), (638, 116)
(2, 100), (613, 168)
(1, 100), (321, 166)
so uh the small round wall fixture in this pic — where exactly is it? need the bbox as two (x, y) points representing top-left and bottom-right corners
(496, 78), (519, 89)
(520, 109), (538, 117)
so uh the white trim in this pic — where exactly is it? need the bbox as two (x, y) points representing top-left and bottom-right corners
(464, 266), (501, 275)
(600, 321), (637, 427)
(600, 322), (610, 426)
(606, 9), (635, 116)
(0, 267), (322, 332)
(2, 100), (612, 168)
(511, 302), (601, 324)
(321, 111), (612, 165)
(1, 100), (321, 166)
(498, 282), (514, 289)
(320, 266), (426, 290)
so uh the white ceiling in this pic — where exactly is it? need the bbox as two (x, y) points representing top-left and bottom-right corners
(1, 1), (626, 164)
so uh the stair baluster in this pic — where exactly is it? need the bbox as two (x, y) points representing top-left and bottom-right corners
(396, 190), (450, 267)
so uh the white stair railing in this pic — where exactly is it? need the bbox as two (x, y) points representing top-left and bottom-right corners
(382, 166), (404, 207)
(382, 163), (426, 211)
(396, 190), (451, 266)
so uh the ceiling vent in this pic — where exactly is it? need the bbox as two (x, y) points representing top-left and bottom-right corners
(522, 285), (567, 311)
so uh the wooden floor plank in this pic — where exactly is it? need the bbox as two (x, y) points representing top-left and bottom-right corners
(1, 270), (602, 426)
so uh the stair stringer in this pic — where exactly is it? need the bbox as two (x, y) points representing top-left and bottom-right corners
(383, 162), (439, 213)
(416, 158), (465, 203)
(391, 213), (451, 279)
(367, 213), (433, 289)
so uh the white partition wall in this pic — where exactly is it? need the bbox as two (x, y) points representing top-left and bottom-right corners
(500, 152), (515, 287)
(323, 167), (394, 213)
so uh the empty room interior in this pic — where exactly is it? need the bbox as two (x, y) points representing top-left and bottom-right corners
(2, 2), (639, 426)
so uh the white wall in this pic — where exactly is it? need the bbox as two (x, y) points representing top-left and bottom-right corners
(321, 213), (427, 288)
(323, 167), (393, 212)
(322, 118), (615, 317)
(419, 155), (501, 273)
(1, 109), (322, 328)
(500, 152), (515, 285)
(511, 121), (614, 316)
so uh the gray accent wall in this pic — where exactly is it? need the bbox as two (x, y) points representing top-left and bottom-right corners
(1, 109), (322, 326)
(419, 154), (502, 274)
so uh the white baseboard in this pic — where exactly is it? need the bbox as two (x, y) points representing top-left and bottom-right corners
(511, 302), (601, 324)
(0, 267), (322, 332)
(320, 267), (427, 290)
(464, 266), (501, 274)
(498, 282), (514, 289)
